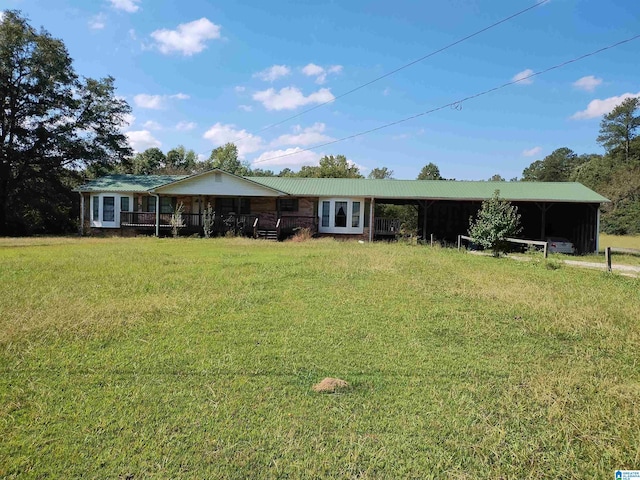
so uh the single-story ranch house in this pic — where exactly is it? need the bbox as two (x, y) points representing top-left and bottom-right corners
(75, 169), (609, 253)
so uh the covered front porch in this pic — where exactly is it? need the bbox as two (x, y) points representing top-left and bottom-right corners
(113, 193), (318, 240)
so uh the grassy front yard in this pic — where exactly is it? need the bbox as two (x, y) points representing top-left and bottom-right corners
(1, 237), (639, 478)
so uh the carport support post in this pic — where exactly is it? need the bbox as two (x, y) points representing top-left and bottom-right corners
(418, 200), (427, 242)
(537, 202), (553, 240)
(596, 208), (601, 253)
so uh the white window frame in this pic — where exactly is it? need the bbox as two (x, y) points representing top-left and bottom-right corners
(90, 193), (133, 228)
(317, 198), (364, 234)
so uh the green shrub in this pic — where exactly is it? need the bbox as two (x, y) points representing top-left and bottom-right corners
(468, 190), (522, 257)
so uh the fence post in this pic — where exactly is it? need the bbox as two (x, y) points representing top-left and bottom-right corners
(457, 235), (461, 251)
(430, 233), (434, 247)
(605, 246), (612, 273)
(544, 242), (548, 259)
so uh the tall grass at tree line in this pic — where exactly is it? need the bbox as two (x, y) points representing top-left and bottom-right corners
(0, 237), (639, 478)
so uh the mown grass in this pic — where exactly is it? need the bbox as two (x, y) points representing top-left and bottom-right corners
(1, 237), (639, 478)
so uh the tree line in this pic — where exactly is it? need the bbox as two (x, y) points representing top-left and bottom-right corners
(519, 98), (640, 234)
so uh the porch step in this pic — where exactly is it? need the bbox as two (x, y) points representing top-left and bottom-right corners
(257, 229), (278, 241)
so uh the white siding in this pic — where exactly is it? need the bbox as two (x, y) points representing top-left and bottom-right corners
(154, 171), (282, 197)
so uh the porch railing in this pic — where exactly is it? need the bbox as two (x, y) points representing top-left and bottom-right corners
(277, 215), (318, 238)
(375, 217), (401, 235)
(120, 211), (257, 236)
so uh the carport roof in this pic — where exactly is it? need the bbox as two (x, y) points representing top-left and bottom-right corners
(247, 177), (610, 203)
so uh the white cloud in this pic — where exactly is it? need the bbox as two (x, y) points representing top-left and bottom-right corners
(126, 130), (161, 152)
(88, 13), (106, 30)
(253, 87), (334, 111)
(383, 87), (391, 96)
(302, 63), (324, 76)
(271, 123), (332, 147)
(254, 65), (291, 82)
(175, 121), (197, 131)
(572, 75), (603, 92)
(203, 122), (264, 158)
(129, 29), (137, 40)
(150, 18), (221, 56)
(301, 63), (343, 84)
(252, 148), (321, 168)
(522, 146), (542, 157)
(234, 86), (245, 93)
(238, 104), (253, 112)
(109, 0), (141, 13)
(512, 68), (534, 85)
(571, 92), (640, 120)
(142, 120), (162, 130)
(133, 93), (189, 109)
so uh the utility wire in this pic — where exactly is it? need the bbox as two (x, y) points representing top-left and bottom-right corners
(250, 33), (640, 165)
(252, 0), (550, 135)
(224, 0), (550, 149)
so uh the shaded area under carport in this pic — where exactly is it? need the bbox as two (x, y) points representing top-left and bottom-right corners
(368, 198), (600, 253)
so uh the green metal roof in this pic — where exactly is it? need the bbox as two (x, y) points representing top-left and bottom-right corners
(76, 174), (609, 203)
(75, 174), (186, 192)
(246, 177), (610, 203)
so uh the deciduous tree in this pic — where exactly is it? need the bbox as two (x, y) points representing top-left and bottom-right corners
(131, 148), (166, 175)
(368, 167), (394, 179)
(205, 143), (251, 175)
(0, 11), (131, 234)
(417, 163), (443, 180)
(521, 147), (584, 182)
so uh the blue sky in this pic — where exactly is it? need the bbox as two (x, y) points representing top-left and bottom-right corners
(3, 0), (639, 179)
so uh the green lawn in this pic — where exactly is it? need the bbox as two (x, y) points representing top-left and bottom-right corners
(1, 237), (639, 478)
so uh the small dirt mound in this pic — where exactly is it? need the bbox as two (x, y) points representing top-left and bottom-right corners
(312, 377), (349, 393)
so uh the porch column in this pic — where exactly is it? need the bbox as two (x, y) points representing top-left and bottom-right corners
(79, 193), (84, 236)
(368, 197), (374, 242)
(153, 193), (160, 237)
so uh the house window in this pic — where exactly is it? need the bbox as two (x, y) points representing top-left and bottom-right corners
(218, 198), (250, 215)
(352, 202), (360, 228)
(103, 197), (115, 222)
(278, 198), (298, 212)
(92, 196), (99, 221)
(121, 197), (130, 212)
(239, 198), (250, 215)
(318, 198), (365, 234)
(160, 197), (175, 214)
(141, 196), (156, 213)
(335, 201), (348, 227)
(218, 198), (235, 215)
(322, 201), (330, 227)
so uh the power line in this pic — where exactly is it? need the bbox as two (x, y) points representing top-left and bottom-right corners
(226, 0), (550, 148)
(252, 0), (550, 135)
(250, 33), (640, 166)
